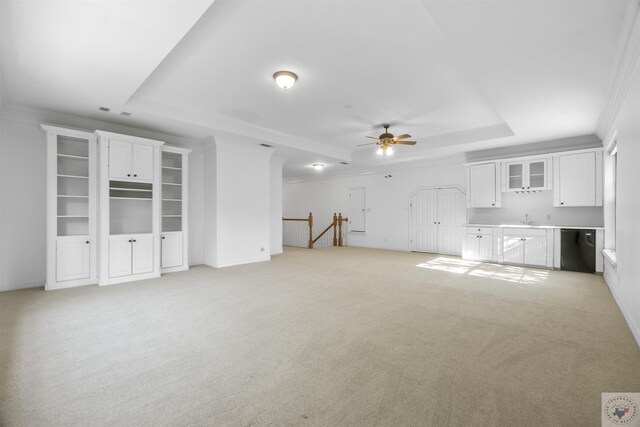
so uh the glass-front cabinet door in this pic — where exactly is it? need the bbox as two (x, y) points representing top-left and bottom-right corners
(506, 162), (524, 191)
(527, 160), (546, 190)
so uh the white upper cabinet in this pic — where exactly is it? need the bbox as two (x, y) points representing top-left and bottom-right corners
(467, 162), (501, 208)
(504, 158), (549, 192)
(107, 138), (156, 182)
(553, 149), (603, 207)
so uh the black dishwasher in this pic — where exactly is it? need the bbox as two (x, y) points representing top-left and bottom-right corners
(560, 229), (596, 273)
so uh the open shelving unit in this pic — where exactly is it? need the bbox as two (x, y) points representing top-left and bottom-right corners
(160, 147), (190, 272)
(43, 125), (98, 290)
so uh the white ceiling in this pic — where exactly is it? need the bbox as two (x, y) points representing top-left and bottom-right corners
(0, 0), (632, 181)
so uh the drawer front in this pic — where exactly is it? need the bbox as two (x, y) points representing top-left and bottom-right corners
(467, 226), (494, 235)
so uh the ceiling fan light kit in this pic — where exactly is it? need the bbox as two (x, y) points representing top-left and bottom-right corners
(362, 123), (416, 157)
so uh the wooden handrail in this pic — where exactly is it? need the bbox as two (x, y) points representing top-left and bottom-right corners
(282, 212), (348, 249)
(312, 222), (335, 244)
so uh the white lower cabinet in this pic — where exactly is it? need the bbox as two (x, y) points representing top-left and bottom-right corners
(501, 228), (549, 267)
(56, 236), (91, 282)
(161, 232), (183, 269)
(109, 234), (154, 278)
(463, 227), (495, 261)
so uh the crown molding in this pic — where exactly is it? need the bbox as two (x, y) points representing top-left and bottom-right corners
(1, 104), (205, 151)
(596, 0), (640, 138)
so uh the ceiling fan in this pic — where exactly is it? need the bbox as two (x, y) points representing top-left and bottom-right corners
(359, 123), (416, 156)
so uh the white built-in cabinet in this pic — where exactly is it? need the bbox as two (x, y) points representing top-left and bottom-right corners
(501, 228), (550, 267)
(43, 125), (98, 290)
(503, 158), (549, 192)
(161, 146), (191, 272)
(553, 149), (603, 207)
(409, 187), (467, 255)
(464, 227), (495, 261)
(44, 125), (190, 290)
(466, 162), (501, 208)
(108, 139), (155, 182)
(97, 131), (163, 286)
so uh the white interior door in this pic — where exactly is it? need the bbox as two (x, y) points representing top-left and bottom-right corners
(502, 235), (524, 264)
(410, 189), (438, 252)
(109, 140), (132, 180)
(559, 152), (596, 206)
(162, 232), (183, 269)
(349, 188), (366, 232)
(132, 144), (154, 181)
(56, 236), (90, 281)
(109, 235), (132, 278)
(523, 236), (547, 266)
(437, 188), (466, 255)
(132, 235), (154, 274)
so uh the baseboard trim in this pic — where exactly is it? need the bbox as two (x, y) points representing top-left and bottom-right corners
(603, 260), (640, 349)
(0, 280), (45, 292)
(209, 256), (271, 269)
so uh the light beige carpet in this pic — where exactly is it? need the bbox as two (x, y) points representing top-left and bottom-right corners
(0, 247), (638, 426)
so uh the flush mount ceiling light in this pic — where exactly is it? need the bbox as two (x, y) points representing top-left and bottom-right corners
(273, 71), (298, 90)
(312, 163), (325, 170)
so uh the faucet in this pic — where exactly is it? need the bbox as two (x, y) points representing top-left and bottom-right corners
(520, 213), (534, 225)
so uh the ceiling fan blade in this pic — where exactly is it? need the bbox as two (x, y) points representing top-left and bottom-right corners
(357, 142), (378, 146)
(394, 140), (417, 145)
(366, 136), (380, 140)
(393, 134), (411, 141)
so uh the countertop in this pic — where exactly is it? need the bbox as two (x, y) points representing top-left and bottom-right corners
(465, 224), (604, 230)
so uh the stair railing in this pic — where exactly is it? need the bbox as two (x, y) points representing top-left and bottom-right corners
(282, 212), (348, 249)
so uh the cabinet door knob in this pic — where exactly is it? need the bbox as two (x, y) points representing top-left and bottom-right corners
(491, 203), (495, 206)
(127, 174), (131, 177)
(85, 241), (90, 244)
(162, 236), (165, 240)
(128, 239), (132, 243)
(560, 202), (564, 205)
(133, 239), (137, 242)
(134, 174), (138, 177)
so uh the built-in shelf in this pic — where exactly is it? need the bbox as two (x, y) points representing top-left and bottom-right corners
(162, 198), (182, 202)
(162, 166), (182, 171)
(110, 197), (152, 201)
(58, 195), (89, 199)
(108, 187), (152, 192)
(58, 174), (89, 179)
(57, 153), (89, 160)
(162, 215), (182, 217)
(162, 182), (182, 186)
(57, 215), (89, 218)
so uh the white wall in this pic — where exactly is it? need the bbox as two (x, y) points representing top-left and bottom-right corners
(601, 51), (640, 347)
(284, 161), (467, 251)
(203, 138), (273, 267)
(270, 156), (286, 255)
(0, 109), (204, 291)
(470, 191), (604, 226)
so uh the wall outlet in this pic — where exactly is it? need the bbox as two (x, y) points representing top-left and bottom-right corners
(546, 214), (551, 220)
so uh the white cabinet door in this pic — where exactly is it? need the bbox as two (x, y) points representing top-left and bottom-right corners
(132, 235), (154, 274)
(478, 235), (493, 261)
(410, 189), (438, 252)
(464, 234), (480, 259)
(437, 188), (465, 255)
(503, 235), (524, 264)
(109, 235), (132, 278)
(132, 144), (154, 181)
(162, 233), (183, 269)
(56, 236), (90, 281)
(505, 162), (525, 191)
(558, 152), (596, 206)
(527, 160), (547, 190)
(523, 236), (547, 266)
(109, 140), (133, 180)
(469, 163), (496, 207)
